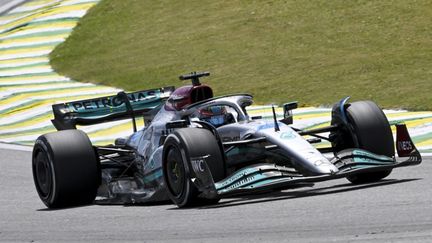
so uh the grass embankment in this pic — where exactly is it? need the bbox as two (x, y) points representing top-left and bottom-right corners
(50, 0), (432, 110)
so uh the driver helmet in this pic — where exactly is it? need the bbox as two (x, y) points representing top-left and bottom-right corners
(199, 105), (229, 127)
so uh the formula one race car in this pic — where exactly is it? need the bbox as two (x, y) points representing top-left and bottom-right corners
(32, 72), (422, 208)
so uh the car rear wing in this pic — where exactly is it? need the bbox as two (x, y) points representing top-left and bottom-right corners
(51, 86), (175, 130)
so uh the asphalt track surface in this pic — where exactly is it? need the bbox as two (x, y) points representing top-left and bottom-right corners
(1, 148), (431, 242)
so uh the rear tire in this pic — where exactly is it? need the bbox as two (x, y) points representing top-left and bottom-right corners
(331, 101), (394, 184)
(32, 130), (100, 208)
(162, 128), (225, 207)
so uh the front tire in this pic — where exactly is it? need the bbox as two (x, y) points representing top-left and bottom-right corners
(32, 130), (100, 208)
(162, 128), (225, 207)
(331, 101), (394, 184)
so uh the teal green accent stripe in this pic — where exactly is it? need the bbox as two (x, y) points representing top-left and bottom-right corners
(142, 168), (163, 183)
(242, 177), (290, 189)
(62, 89), (166, 120)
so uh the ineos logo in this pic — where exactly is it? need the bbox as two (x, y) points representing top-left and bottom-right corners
(398, 141), (413, 151)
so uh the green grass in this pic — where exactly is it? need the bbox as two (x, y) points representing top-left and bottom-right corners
(50, 0), (432, 110)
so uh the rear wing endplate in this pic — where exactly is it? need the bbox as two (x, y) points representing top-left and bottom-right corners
(51, 86), (175, 130)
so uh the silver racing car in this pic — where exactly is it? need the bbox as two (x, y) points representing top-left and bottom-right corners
(32, 72), (421, 208)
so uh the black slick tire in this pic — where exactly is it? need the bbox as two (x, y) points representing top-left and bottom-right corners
(162, 128), (225, 208)
(333, 101), (394, 184)
(32, 130), (100, 208)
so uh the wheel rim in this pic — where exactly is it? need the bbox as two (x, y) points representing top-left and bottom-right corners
(34, 151), (52, 199)
(166, 146), (185, 198)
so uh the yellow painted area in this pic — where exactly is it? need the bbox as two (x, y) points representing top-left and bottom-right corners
(0, 22), (76, 39)
(24, 0), (60, 7)
(415, 139), (432, 147)
(0, 0), (105, 144)
(30, 2), (97, 18)
(0, 78), (73, 91)
(246, 108), (279, 113)
(303, 122), (331, 130)
(390, 117), (432, 133)
(85, 124), (133, 138)
(0, 73), (65, 83)
(29, 20), (77, 29)
(34, 0), (60, 5)
(0, 33), (68, 46)
(0, 2), (95, 35)
(385, 111), (432, 119)
(313, 142), (331, 149)
(0, 114), (52, 130)
(403, 117), (432, 127)
(0, 87), (115, 108)
(0, 126), (56, 139)
(1, 91), (117, 116)
(1, 10), (56, 33)
(0, 57), (48, 66)
(247, 107), (330, 119)
(0, 13), (26, 23)
(0, 45), (55, 56)
(0, 0), (430, 150)
(3, 100), (61, 116)
(0, 65), (51, 76)
(85, 118), (145, 138)
(294, 112), (331, 120)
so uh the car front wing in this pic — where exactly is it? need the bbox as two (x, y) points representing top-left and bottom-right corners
(190, 148), (422, 199)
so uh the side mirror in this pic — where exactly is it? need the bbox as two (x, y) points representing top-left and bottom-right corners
(281, 102), (298, 125)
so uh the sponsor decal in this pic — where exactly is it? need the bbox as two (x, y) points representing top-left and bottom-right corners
(191, 155), (210, 173)
(68, 90), (158, 111)
(397, 141), (413, 152)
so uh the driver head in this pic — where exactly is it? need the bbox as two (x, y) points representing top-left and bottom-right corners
(199, 105), (227, 127)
